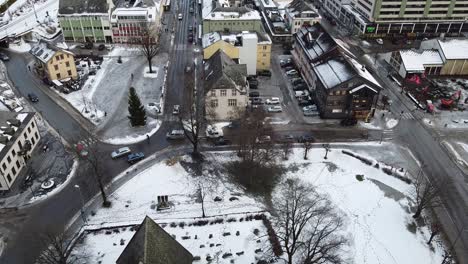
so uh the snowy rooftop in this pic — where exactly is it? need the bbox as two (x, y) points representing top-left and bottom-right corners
(58, 0), (109, 15)
(286, 0), (319, 18)
(348, 57), (382, 88)
(314, 58), (354, 89)
(0, 111), (34, 158)
(30, 41), (73, 64)
(296, 24), (337, 62)
(111, 6), (158, 22)
(437, 39), (468, 60)
(202, 31), (270, 48)
(204, 6), (261, 20)
(399, 50), (443, 72)
(259, 0), (277, 8)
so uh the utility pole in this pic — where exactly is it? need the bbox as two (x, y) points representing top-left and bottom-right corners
(74, 185), (87, 223)
(323, 143), (330, 159)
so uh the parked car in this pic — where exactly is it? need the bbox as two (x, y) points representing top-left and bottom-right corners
(166, 129), (185, 139)
(27, 93), (39, 102)
(249, 91), (259, 97)
(111, 147), (131, 159)
(98, 44), (106, 51)
(303, 110), (319, 116)
(295, 90), (309, 98)
(127, 152), (145, 164)
(284, 66), (295, 72)
(279, 134), (295, 143)
(247, 75), (257, 81)
(172, 105), (180, 115)
(376, 38), (384, 45)
(268, 105), (283, 113)
(213, 137), (231, 146)
(257, 70), (271, 77)
(291, 78), (305, 86)
(248, 79), (258, 86)
(147, 102), (161, 113)
(340, 117), (357, 126)
(280, 58), (292, 67)
(303, 105), (317, 112)
(293, 84), (307, 91)
(0, 52), (9, 61)
(250, 97), (263, 104)
(266, 97), (280, 104)
(286, 69), (298, 76)
(298, 99), (313, 107)
(188, 33), (193, 42)
(298, 135), (314, 143)
(206, 125), (223, 138)
(79, 42), (93, 49)
(256, 135), (271, 143)
(178, 13), (183, 20)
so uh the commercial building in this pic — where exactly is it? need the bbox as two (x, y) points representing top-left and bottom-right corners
(0, 112), (40, 191)
(321, 0), (468, 37)
(110, 0), (161, 44)
(30, 41), (78, 82)
(387, 38), (468, 77)
(202, 31), (272, 75)
(204, 50), (249, 120)
(58, 0), (113, 43)
(292, 24), (381, 119)
(202, 6), (263, 34)
(116, 216), (193, 264)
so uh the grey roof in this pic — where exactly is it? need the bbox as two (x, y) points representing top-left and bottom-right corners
(58, 0), (109, 15)
(287, 0), (318, 16)
(295, 24), (337, 62)
(0, 112), (35, 160)
(314, 57), (355, 89)
(116, 216), (193, 264)
(204, 50), (248, 94)
(30, 40), (74, 64)
(114, 0), (156, 8)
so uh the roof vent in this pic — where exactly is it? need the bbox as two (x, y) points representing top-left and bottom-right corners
(0, 136), (8, 144)
(7, 119), (20, 127)
(361, 65), (366, 71)
(3, 127), (15, 136)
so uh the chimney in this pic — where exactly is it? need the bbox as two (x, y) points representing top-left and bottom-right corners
(361, 65), (365, 71)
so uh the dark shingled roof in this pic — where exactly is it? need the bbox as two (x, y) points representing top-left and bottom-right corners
(295, 23), (338, 63)
(204, 50), (248, 94)
(58, 0), (109, 15)
(116, 216), (193, 264)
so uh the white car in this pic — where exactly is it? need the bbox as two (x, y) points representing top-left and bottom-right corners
(173, 105), (180, 115)
(256, 135), (271, 143)
(266, 97), (280, 105)
(376, 38), (384, 45)
(111, 147), (131, 159)
(166, 129), (185, 139)
(178, 13), (183, 20)
(302, 105), (317, 112)
(286, 69), (298, 76)
(206, 125), (223, 138)
(268, 106), (283, 113)
(295, 90), (309, 98)
(147, 102), (161, 114)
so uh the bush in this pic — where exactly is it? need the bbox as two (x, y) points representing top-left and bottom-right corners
(178, 222), (186, 228)
(170, 222), (177, 228)
(356, 174), (364, 181)
(262, 215), (283, 256)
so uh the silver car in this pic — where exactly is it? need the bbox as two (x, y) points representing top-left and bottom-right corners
(111, 147), (131, 159)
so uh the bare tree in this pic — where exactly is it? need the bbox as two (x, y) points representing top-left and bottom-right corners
(73, 132), (110, 207)
(427, 222), (440, 245)
(303, 141), (313, 160)
(138, 23), (160, 74)
(197, 183), (206, 218)
(281, 141), (293, 160)
(36, 231), (83, 264)
(411, 171), (443, 218)
(273, 178), (348, 264)
(179, 75), (202, 157)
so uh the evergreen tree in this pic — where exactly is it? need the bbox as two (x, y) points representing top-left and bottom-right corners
(128, 87), (147, 126)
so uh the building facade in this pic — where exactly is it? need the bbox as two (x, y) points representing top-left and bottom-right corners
(202, 31), (272, 75)
(0, 112), (40, 191)
(204, 50), (249, 120)
(202, 6), (263, 34)
(58, 0), (113, 43)
(30, 41), (78, 81)
(292, 24), (381, 119)
(284, 0), (321, 34)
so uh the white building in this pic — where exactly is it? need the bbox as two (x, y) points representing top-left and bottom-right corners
(0, 112), (40, 191)
(110, 0), (161, 43)
(284, 0), (321, 34)
(204, 50), (249, 120)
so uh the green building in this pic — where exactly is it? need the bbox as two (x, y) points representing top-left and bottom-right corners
(202, 6), (263, 34)
(58, 0), (113, 43)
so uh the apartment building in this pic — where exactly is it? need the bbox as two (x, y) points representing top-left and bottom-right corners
(292, 24), (381, 119)
(202, 6), (263, 34)
(202, 31), (272, 75)
(0, 112), (40, 191)
(30, 41), (78, 82)
(111, 0), (161, 43)
(284, 0), (321, 33)
(204, 50), (249, 120)
(58, 0), (113, 43)
(322, 0), (468, 37)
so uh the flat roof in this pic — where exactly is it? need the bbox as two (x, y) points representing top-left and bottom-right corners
(400, 50), (443, 72)
(438, 39), (468, 60)
(204, 6), (261, 20)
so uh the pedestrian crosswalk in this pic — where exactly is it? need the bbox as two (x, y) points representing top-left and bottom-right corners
(400, 112), (414, 120)
(381, 130), (394, 140)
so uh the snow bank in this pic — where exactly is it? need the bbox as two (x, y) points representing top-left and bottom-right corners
(101, 119), (162, 145)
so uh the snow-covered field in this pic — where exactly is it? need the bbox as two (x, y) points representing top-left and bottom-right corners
(74, 144), (444, 263)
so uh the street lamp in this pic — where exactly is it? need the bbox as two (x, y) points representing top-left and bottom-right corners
(323, 143), (330, 159)
(74, 184), (87, 223)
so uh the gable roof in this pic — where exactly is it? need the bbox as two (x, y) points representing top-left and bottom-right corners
(295, 23), (338, 62)
(204, 50), (247, 93)
(116, 216), (193, 264)
(30, 40), (74, 63)
(287, 0), (319, 17)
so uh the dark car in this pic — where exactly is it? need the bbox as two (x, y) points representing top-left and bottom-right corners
(279, 134), (295, 143)
(298, 135), (315, 143)
(80, 42), (93, 49)
(340, 117), (358, 126)
(283, 50), (291, 55)
(0, 52), (9, 61)
(250, 97), (263, 104)
(284, 66), (295, 72)
(293, 84), (307, 91)
(127, 152), (145, 164)
(298, 100), (312, 107)
(188, 26), (193, 31)
(249, 91), (260, 97)
(98, 44), (105, 51)
(247, 76), (257, 81)
(257, 70), (271, 77)
(292, 78), (305, 86)
(27, 93), (39, 102)
(214, 137), (231, 146)
(248, 79), (258, 86)
(188, 34), (193, 42)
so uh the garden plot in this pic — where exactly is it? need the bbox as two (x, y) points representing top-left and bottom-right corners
(77, 143), (444, 263)
(74, 216), (273, 264)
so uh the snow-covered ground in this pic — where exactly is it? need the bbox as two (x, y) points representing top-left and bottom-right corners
(359, 109), (399, 130)
(74, 143), (444, 263)
(7, 38), (31, 53)
(100, 118), (162, 145)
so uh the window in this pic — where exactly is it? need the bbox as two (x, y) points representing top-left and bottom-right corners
(12, 167), (16, 176)
(35, 132), (39, 139)
(6, 174), (11, 183)
(32, 122), (35, 128)
(15, 160), (20, 169)
(31, 137), (35, 145)
(211, 90), (216, 96)
(232, 89), (237, 96)
(220, 90), (227, 96)
(210, 99), (218, 108)
(7, 156), (11, 163)
(18, 141), (22, 149)
(28, 127), (31, 133)
(55, 55), (60, 61)
(12, 149), (15, 156)
(228, 99), (237, 106)
(54, 65), (59, 70)
(65, 62), (70, 67)
(56, 73), (61, 79)
(263, 46), (267, 50)
(68, 70), (72, 76)
(60, 54), (64, 60)
(1, 163), (6, 170)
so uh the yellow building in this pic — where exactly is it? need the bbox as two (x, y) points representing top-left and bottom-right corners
(30, 41), (78, 81)
(202, 31), (271, 75)
(437, 39), (468, 76)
